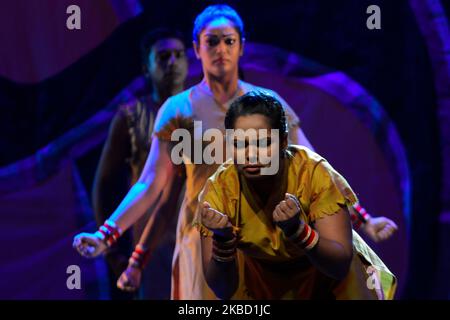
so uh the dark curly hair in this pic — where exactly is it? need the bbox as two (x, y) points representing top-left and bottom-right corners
(225, 91), (288, 139)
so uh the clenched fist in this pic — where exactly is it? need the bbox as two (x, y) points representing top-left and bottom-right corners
(362, 216), (398, 242)
(117, 264), (142, 292)
(73, 232), (107, 258)
(201, 201), (233, 239)
(273, 193), (303, 237)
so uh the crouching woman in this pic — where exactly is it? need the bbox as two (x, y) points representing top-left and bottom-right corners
(193, 91), (396, 300)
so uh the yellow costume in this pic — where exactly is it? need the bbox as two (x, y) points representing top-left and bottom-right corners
(194, 145), (397, 299)
(153, 80), (301, 299)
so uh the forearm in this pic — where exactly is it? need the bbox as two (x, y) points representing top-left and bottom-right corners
(109, 171), (164, 232)
(278, 207), (353, 280)
(125, 209), (174, 273)
(135, 192), (173, 253)
(304, 233), (353, 280)
(136, 172), (184, 251)
(201, 234), (239, 300)
(205, 258), (239, 300)
(304, 208), (353, 280)
(97, 140), (175, 245)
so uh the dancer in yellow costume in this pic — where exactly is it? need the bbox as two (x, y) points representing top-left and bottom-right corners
(194, 91), (396, 299)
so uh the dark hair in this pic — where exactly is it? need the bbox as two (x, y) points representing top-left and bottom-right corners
(225, 91), (288, 139)
(140, 28), (186, 68)
(192, 4), (245, 43)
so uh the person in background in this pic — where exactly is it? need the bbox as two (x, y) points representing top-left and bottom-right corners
(92, 28), (188, 299)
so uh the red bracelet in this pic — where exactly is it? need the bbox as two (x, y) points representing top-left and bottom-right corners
(129, 244), (151, 270)
(96, 220), (122, 247)
(289, 223), (319, 251)
(352, 203), (372, 230)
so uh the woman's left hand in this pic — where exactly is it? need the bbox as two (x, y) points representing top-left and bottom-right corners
(201, 201), (233, 239)
(273, 193), (303, 236)
(361, 216), (398, 242)
(117, 264), (142, 292)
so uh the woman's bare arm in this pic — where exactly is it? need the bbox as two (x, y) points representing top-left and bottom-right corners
(200, 233), (239, 300)
(274, 195), (353, 280)
(134, 168), (185, 253)
(307, 207), (353, 280)
(199, 203), (239, 300)
(109, 137), (176, 232)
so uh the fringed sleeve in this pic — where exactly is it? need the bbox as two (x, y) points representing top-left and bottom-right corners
(308, 159), (358, 222)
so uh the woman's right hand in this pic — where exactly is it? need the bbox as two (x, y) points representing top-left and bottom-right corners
(117, 264), (142, 292)
(72, 232), (107, 258)
(201, 201), (233, 238)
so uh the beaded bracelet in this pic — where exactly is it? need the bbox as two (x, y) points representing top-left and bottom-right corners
(128, 244), (151, 270)
(351, 203), (372, 230)
(95, 220), (122, 247)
